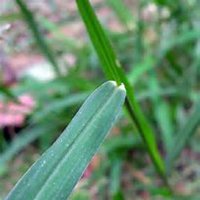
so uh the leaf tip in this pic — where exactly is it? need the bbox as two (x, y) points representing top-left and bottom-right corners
(118, 83), (126, 92)
(108, 80), (118, 87)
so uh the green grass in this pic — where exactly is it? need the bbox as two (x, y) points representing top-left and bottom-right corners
(76, 0), (167, 185)
(1, 0), (200, 199)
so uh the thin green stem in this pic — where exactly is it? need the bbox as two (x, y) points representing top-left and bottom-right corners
(76, 0), (169, 187)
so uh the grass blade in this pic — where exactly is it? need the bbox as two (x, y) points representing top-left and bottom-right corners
(0, 123), (58, 167)
(32, 92), (89, 122)
(76, 0), (167, 184)
(15, 0), (61, 77)
(106, 0), (134, 30)
(0, 85), (17, 101)
(110, 159), (124, 200)
(166, 102), (200, 173)
(5, 81), (126, 200)
(149, 75), (174, 154)
(0, 13), (22, 24)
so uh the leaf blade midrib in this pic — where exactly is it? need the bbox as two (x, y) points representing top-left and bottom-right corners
(32, 83), (122, 200)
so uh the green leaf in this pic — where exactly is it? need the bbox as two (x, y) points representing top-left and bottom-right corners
(106, 0), (134, 30)
(159, 29), (200, 59)
(149, 75), (174, 153)
(5, 81), (126, 200)
(15, 0), (61, 77)
(0, 85), (17, 101)
(0, 13), (22, 24)
(166, 102), (200, 173)
(32, 92), (89, 122)
(0, 123), (59, 166)
(38, 16), (79, 52)
(76, 0), (167, 184)
(110, 159), (125, 200)
(128, 56), (155, 84)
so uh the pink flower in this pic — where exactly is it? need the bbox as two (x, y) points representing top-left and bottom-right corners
(0, 94), (35, 128)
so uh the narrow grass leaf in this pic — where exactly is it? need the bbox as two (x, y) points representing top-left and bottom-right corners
(106, 0), (134, 30)
(76, 0), (167, 183)
(0, 123), (58, 167)
(149, 75), (174, 153)
(32, 92), (89, 122)
(166, 103), (200, 173)
(0, 85), (17, 101)
(0, 13), (22, 24)
(5, 81), (126, 200)
(128, 56), (155, 84)
(15, 0), (61, 77)
(110, 159), (124, 200)
(38, 16), (79, 52)
(159, 29), (200, 59)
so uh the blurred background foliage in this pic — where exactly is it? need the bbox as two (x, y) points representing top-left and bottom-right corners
(0, 0), (200, 199)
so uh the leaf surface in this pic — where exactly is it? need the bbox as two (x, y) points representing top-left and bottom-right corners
(6, 81), (126, 200)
